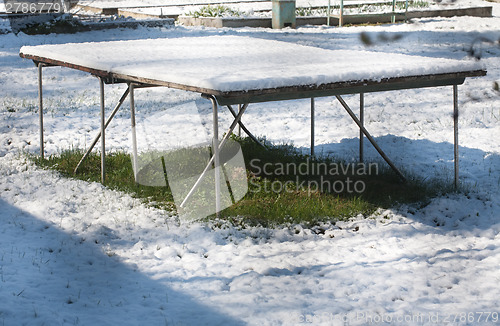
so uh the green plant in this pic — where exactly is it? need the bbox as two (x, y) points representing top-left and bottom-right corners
(296, 5), (314, 17)
(188, 5), (244, 18)
(296, 6), (333, 17)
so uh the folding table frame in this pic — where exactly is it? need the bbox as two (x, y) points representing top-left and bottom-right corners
(29, 57), (485, 215)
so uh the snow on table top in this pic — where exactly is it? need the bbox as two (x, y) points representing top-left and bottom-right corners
(19, 35), (482, 93)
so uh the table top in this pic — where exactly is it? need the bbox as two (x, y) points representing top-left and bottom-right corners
(20, 35), (486, 105)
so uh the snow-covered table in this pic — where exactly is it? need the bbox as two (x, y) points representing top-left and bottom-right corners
(20, 35), (486, 213)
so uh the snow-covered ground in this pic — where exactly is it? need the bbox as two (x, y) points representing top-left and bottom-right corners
(1, 1), (500, 324)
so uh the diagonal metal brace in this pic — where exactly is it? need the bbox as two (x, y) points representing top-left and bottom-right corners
(179, 99), (248, 208)
(226, 105), (267, 149)
(74, 85), (130, 174)
(336, 95), (406, 182)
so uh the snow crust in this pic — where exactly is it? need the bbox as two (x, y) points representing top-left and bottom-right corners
(20, 35), (482, 92)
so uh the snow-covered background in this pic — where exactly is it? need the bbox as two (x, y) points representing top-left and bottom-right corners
(72, 0), (494, 17)
(1, 1), (500, 325)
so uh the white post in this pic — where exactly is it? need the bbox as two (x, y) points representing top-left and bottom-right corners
(339, 0), (344, 27)
(327, 0), (331, 26)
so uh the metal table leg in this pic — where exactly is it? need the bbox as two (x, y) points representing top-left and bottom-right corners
(238, 104), (242, 137)
(211, 96), (221, 214)
(130, 83), (138, 182)
(99, 77), (106, 184)
(37, 63), (44, 159)
(311, 97), (315, 156)
(359, 93), (364, 163)
(74, 86), (130, 174)
(453, 84), (459, 189)
(180, 96), (248, 211)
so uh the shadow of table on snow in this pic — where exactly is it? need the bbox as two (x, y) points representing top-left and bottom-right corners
(310, 135), (499, 190)
(0, 198), (244, 326)
(309, 135), (500, 230)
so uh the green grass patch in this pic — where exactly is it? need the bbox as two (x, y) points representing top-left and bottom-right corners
(31, 137), (450, 228)
(220, 136), (449, 226)
(32, 149), (176, 212)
